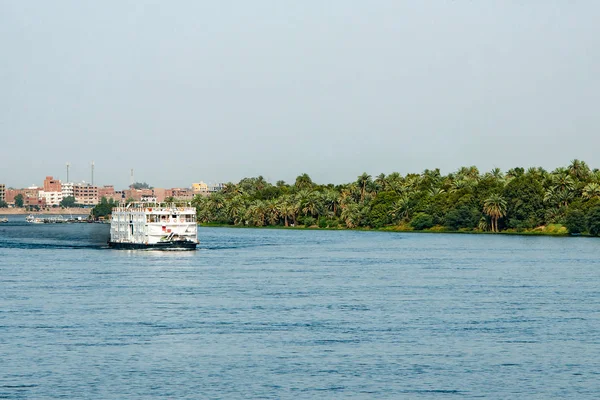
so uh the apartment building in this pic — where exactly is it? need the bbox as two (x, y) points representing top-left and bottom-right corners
(61, 182), (74, 199)
(73, 184), (99, 206)
(39, 176), (63, 206)
(169, 188), (194, 201)
(123, 188), (154, 202)
(192, 181), (224, 197)
(192, 182), (209, 195)
(0, 184), (5, 203)
(98, 185), (123, 202)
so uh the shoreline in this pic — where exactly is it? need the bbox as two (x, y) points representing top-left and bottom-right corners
(0, 207), (91, 215)
(198, 223), (586, 238)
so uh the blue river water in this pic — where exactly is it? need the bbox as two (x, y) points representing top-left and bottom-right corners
(1, 215), (599, 399)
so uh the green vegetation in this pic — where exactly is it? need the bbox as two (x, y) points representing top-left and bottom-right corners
(193, 160), (600, 235)
(565, 209), (586, 234)
(91, 197), (117, 219)
(14, 194), (24, 207)
(587, 207), (600, 236)
(0, 200), (7, 208)
(60, 196), (76, 208)
(187, 161), (600, 236)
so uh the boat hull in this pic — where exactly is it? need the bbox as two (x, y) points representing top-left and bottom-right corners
(108, 240), (197, 251)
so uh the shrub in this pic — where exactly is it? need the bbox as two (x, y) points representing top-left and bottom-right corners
(445, 206), (478, 230)
(565, 209), (586, 234)
(318, 217), (328, 228)
(587, 207), (600, 236)
(410, 212), (434, 230)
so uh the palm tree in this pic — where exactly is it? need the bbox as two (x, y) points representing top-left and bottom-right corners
(391, 195), (411, 222)
(246, 200), (267, 226)
(490, 167), (504, 180)
(356, 173), (372, 203)
(582, 183), (600, 200)
(550, 173), (575, 207)
(569, 159), (590, 181)
(265, 199), (280, 225)
(386, 172), (403, 193)
(322, 189), (340, 217)
(428, 187), (446, 197)
(374, 173), (387, 193)
(294, 173), (313, 190)
(483, 194), (507, 232)
(277, 197), (296, 227)
(478, 217), (490, 232)
(228, 195), (246, 225)
(340, 203), (361, 228)
(506, 167), (524, 180)
(301, 191), (321, 220)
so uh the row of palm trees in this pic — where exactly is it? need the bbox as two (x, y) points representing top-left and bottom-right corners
(190, 160), (600, 232)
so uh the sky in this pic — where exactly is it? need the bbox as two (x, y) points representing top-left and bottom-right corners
(1, 1), (599, 189)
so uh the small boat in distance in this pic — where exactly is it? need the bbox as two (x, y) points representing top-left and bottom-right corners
(25, 215), (66, 224)
(26, 214), (43, 223)
(0, 217), (8, 223)
(108, 202), (198, 250)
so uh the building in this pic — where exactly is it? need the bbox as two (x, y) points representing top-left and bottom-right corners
(61, 182), (74, 199)
(5, 188), (45, 208)
(123, 188), (154, 202)
(169, 188), (194, 201)
(192, 181), (224, 197)
(73, 184), (99, 206)
(40, 176), (63, 206)
(25, 196), (46, 208)
(192, 182), (209, 195)
(98, 185), (123, 202)
(208, 183), (225, 194)
(153, 188), (167, 203)
(39, 191), (63, 206)
(0, 184), (5, 203)
(43, 176), (61, 192)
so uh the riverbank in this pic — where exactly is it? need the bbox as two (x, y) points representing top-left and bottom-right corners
(0, 207), (91, 215)
(199, 222), (581, 237)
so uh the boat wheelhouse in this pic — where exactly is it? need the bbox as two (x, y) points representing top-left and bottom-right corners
(108, 202), (198, 250)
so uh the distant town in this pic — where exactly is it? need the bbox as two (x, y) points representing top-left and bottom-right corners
(0, 176), (225, 209)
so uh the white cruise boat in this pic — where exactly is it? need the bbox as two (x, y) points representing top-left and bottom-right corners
(108, 203), (198, 250)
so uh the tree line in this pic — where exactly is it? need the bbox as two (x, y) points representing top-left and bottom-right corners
(189, 160), (600, 235)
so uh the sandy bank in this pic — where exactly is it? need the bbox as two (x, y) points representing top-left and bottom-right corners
(0, 207), (91, 215)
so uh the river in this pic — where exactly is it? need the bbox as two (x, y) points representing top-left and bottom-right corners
(1, 215), (599, 398)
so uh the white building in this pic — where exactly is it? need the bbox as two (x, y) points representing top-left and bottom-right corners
(39, 190), (63, 206)
(61, 182), (74, 199)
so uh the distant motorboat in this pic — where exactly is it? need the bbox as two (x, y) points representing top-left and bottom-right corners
(26, 214), (42, 223)
(25, 214), (66, 224)
(0, 217), (8, 223)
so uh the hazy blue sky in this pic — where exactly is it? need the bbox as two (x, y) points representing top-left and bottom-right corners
(1, 1), (599, 188)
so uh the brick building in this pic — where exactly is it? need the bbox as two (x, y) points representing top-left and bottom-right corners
(123, 188), (154, 202)
(43, 176), (61, 192)
(168, 188), (194, 201)
(5, 188), (45, 207)
(40, 176), (63, 206)
(98, 185), (123, 202)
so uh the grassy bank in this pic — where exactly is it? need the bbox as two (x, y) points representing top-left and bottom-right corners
(199, 222), (583, 237)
